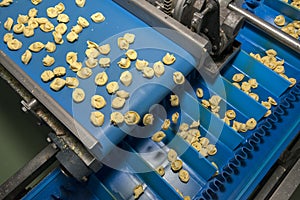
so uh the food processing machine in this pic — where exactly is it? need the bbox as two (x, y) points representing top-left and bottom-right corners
(0, 0), (299, 199)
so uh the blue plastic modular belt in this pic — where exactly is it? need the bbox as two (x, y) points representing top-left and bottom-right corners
(0, 0), (197, 160)
(10, 1), (300, 200)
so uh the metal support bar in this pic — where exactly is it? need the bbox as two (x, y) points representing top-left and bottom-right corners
(228, 3), (300, 54)
(0, 144), (58, 200)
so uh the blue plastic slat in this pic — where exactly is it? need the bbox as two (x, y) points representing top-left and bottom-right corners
(232, 51), (291, 97)
(204, 75), (267, 121)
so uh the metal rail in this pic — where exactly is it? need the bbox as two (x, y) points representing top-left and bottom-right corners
(228, 3), (300, 54)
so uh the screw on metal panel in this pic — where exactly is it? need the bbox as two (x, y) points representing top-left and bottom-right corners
(46, 137), (52, 143)
(81, 176), (88, 182)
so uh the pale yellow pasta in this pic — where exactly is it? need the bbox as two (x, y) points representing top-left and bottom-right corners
(124, 111), (140, 125)
(155, 166), (165, 176)
(196, 88), (203, 98)
(95, 72), (108, 86)
(207, 144), (217, 155)
(125, 49), (137, 60)
(246, 118), (257, 130)
(111, 97), (126, 109)
(106, 82), (119, 94)
(21, 50), (32, 64)
(45, 42), (56, 52)
(66, 31), (78, 43)
(110, 112), (124, 125)
(52, 31), (64, 44)
(248, 78), (258, 88)
(91, 12), (105, 23)
(249, 93), (259, 101)
(167, 149), (177, 162)
(31, 0), (42, 5)
(69, 62), (82, 72)
(13, 23), (25, 34)
(43, 55), (55, 67)
(201, 99), (210, 108)
(225, 110), (236, 120)
(173, 71), (185, 84)
(23, 26), (34, 37)
(7, 39), (22, 50)
(85, 58), (98, 68)
(28, 18), (39, 29)
(133, 185), (144, 200)
(120, 71), (132, 86)
(85, 48), (99, 58)
(66, 52), (78, 64)
(4, 17), (13, 31)
(76, 0), (86, 7)
(17, 14), (29, 24)
(0, 0), (13, 7)
(98, 44), (110, 55)
(135, 59), (148, 71)
(55, 2), (65, 13)
(57, 13), (69, 23)
(41, 70), (55, 82)
(3, 33), (14, 43)
(274, 15), (285, 26)
(288, 77), (296, 87)
(179, 169), (190, 183)
(53, 66), (66, 76)
(86, 40), (98, 48)
(77, 16), (89, 28)
(232, 73), (244, 82)
(47, 7), (59, 18)
(171, 112), (179, 124)
(77, 67), (92, 79)
(142, 114), (154, 125)
(161, 119), (170, 130)
(90, 111), (104, 127)
(162, 53), (176, 65)
(117, 37), (129, 50)
(116, 90), (130, 99)
(123, 33), (135, 44)
(170, 94), (179, 106)
(50, 78), (65, 91)
(72, 88), (85, 103)
(171, 160), (183, 172)
(91, 95), (106, 109)
(28, 8), (38, 18)
(118, 58), (131, 69)
(39, 21), (54, 32)
(142, 67), (154, 79)
(71, 24), (83, 34)
(153, 61), (165, 77)
(36, 17), (48, 24)
(65, 77), (79, 88)
(99, 57), (110, 68)
(151, 131), (165, 142)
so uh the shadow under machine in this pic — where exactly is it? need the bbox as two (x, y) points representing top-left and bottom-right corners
(0, 0), (299, 199)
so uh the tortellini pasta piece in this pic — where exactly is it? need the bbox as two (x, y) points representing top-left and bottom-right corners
(21, 50), (32, 64)
(42, 55), (55, 67)
(41, 70), (55, 82)
(50, 78), (65, 91)
(29, 42), (44, 52)
(45, 42), (56, 52)
(4, 17), (13, 31)
(7, 38), (22, 50)
(91, 12), (105, 23)
(77, 16), (89, 28)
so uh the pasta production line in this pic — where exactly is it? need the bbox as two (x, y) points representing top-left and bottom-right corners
(0, 0), (299, 199)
